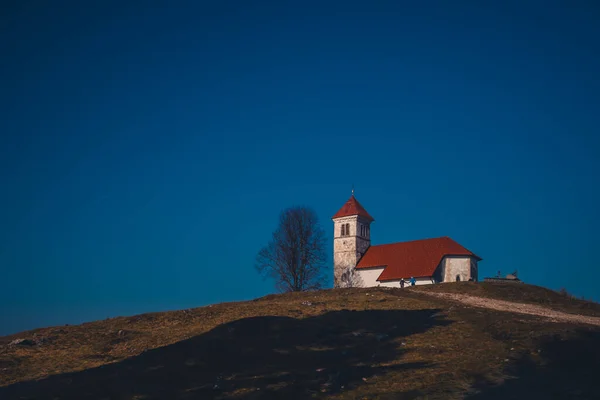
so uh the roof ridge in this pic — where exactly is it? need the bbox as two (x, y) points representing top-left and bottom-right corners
(371, 236), (453, 247)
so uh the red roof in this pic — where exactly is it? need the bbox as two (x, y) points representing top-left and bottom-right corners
(356, 236), (481, 281)
(332, 195), (374, 221)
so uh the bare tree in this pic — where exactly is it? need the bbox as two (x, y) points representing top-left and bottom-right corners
(338, 267), (364, 288)
(255, 206), (327, 292)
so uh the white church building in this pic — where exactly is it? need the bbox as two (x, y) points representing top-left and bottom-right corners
(333, 193), (482, 288)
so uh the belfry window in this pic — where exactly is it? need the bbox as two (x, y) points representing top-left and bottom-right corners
(341, 224), (345, 236)
(346, 223), (350, 236)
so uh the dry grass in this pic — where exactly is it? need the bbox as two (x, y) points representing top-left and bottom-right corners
(412, 281), (600, 317)
(1, 283), (600, 399)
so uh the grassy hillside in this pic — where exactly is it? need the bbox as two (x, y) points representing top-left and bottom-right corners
(1, 282), (600, 399)
(413, 282), (600, 317)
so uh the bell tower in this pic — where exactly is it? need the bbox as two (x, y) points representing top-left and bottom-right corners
(332, 191), (374, 288)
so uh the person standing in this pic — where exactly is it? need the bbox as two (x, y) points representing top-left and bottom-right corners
(410, 276), (416, 286)
(400, 278), (405, 288)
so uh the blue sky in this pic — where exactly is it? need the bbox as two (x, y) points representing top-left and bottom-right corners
(1, 0), (599, 335)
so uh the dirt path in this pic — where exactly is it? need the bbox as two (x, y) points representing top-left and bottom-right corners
(423, 292), (600, 326)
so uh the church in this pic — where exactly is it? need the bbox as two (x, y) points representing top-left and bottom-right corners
(332, 193), (482, 288)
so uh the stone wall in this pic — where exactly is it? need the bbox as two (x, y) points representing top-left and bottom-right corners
(440, 256), (478, 282)
(332, 215), (372, 287)
(470, 257), (479, 281)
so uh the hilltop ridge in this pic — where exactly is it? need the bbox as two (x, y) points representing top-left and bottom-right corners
(1, 282), (600, 399)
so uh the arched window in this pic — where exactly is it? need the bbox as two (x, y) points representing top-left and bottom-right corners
(456, 275), (461, 282)
(341, 224), (345, 236)
(346, 223), (350, 236)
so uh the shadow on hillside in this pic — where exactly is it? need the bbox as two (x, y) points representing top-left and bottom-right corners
(0, 309), (449, 400)
(467, 329), (600, 399)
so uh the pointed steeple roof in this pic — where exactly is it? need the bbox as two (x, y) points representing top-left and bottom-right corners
(332, 195), (374, 221)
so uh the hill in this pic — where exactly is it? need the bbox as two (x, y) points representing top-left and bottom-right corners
(1, 282), (600, 399)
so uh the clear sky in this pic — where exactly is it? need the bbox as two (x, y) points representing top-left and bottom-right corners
(1, 1), (599, 336)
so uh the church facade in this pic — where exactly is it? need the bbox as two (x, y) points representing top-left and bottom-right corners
(333, 194), (482, 288)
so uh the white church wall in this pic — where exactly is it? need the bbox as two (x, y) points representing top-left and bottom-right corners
(377, 277), (434, 288)
(356, 268), (435, 288)
(356, 267), (385, 287)
(470, 258), (479, 281)
(440, 256), (476, 282)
